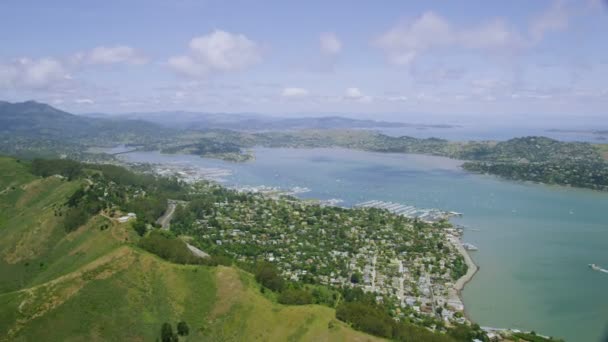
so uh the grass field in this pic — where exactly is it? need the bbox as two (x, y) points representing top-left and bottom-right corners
(0, 157), (381, 342)
(595, 144), (608, 161)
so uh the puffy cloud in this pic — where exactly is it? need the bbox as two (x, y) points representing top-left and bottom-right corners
(345, 87), (363, 98)
(376, 12), (525, 65)
(0, 57), (69, 89)
(77, 45), (147, 65)
(169, 30), (262, 77)
(281, 87), (309, 98)
(320, 32), (342, 55)
(344, 87), (372, 103)
(0, 44), (147, 90)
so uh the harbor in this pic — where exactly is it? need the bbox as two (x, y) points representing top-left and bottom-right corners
(354, 200), (462, 223)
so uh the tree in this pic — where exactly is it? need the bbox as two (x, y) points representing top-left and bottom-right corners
(278, 288), (313, 305)
(177, 321), (189, 336)
(254, 262), (285, 292)
(132, 218), (147, 237)
(160, 322), (176, 342)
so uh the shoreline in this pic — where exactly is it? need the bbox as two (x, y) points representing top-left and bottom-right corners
(452, 239), (479, 293)
(447, 235), (479, 323)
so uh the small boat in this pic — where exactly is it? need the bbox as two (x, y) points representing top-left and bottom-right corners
(589, 263), (601, 271)
(462, 243), (478, 251)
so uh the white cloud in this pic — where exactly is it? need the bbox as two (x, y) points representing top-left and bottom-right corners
(344, 87), (372, 103)
(169, 30), (262, 77)
(0, 58), (69, 89)
(281, 87), (309, 98)
(0, 45), (146, 90)
(74, 98), (94, 104)
(345, 87), (363, 98)
(79, 46), (147, 65)
(320, 32), (342, 55)
(529, 1), (571, 41)
(387, 95), (409, 102)
(376, 11), (525, 65)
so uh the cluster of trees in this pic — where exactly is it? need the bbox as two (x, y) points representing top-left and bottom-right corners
(335, 300), (458, 342)
(254, 262), (285, 292)
(451, 254), (468, 281)
(138, 229), (232, 267)
(278, 287), (313, 305)
(159, 321), (189, 342)
(138, 230), (202, 264)
(253, 262), (339, 306)
(334, 287), (488, 342)
(30, 158), (83, 180)
(62, 185), (106, 232)
(29, 158), (191, 232)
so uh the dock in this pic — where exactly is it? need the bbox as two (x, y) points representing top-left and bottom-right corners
(354, 200), (460, 223)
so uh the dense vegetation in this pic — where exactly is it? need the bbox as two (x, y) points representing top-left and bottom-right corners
(28, 158), (185, 233)
(138, 230), (201, 264)
(0, 156), (390, 341)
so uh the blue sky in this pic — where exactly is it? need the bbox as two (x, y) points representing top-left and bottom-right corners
(0, 0), (607, 124)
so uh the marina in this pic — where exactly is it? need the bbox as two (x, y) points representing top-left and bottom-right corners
(354, 200), (462, 223)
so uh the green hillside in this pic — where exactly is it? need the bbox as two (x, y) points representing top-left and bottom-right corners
(0, 157), (381, 341)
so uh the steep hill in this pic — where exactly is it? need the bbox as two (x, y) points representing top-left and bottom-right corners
(0, 101), (174, 158)
(0, 157), (381, 341)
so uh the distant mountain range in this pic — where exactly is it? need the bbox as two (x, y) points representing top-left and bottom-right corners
(0, 101), (176, 158)
(0, 101), (170, 140)
(84, 110), (456, 131)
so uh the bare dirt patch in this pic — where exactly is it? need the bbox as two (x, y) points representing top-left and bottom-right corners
(210, 267), (244, 318)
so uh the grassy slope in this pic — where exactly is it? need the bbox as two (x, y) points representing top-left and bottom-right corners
(595, 144), (608, 161)
(0, 157), (381, 342)
(206, 267), (380, 342)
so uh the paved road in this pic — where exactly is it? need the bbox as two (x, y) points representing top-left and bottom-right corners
(156, 202), (177, 229)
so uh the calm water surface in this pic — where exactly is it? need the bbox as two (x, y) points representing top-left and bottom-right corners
(118, 147), (608, 342)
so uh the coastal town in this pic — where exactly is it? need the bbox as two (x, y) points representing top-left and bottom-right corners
(168, 179), (477, 330)
(118, 159), (486, 328)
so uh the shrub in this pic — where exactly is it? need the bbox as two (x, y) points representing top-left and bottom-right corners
(278, 288), (313, 305)
(176, 321), (189, 336)
(138, 230), (201, 264)
(254, 262), (285, 292)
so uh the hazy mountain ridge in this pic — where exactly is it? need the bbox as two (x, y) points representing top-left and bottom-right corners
(85, 110), (455, 131)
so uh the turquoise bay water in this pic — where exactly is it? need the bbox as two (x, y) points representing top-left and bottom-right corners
(118, 148), (608, 342)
